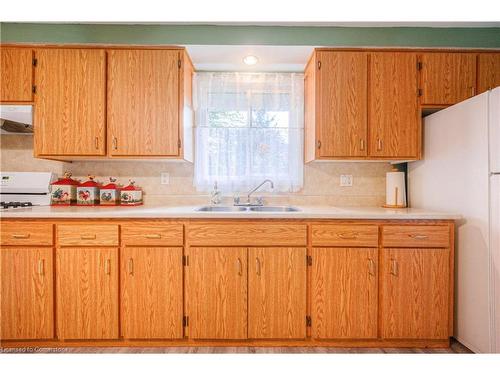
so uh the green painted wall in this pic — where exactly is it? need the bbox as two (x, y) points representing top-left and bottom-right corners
(1, 23), (500, 47)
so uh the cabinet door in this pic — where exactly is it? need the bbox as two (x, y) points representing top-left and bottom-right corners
(108, 49), (180, 156)
(420, 53), (476, 105)
(380, 248), (450, 339)
(1, 247), (53, 339)
(478, 53), (500, 93)
(56, 247), (118, 339)
(248, 247), (307, 339)
(121, 247), (183, 339)
(317, 51), (368, 157)
(369, 52), (419, 158)
(34, 49), (106, 156)
(0, 48), (33, 102)
(311, 247), (378, 339)
(187, 247), (247, 339)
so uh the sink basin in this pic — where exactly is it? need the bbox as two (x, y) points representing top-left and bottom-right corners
(196, 206), (247, 212)
(249, 206), (300, 212)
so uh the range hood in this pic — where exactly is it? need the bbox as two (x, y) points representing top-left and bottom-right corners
(0, 105), (33, 135)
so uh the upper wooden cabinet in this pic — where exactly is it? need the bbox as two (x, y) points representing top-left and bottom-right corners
(1, 247), (54, 340)
(107, 49), (181, 157)
(305, 51), (368, 160)
(478, 53), (500, 93)
(0, 47), (34, 102)
(369, 52), (420, 158)
(419, 52), (477, 106)
(248, 247), (307, 339)
(34, 49), (106, 156)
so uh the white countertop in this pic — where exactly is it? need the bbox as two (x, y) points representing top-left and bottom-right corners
(0, 204), (461, 220)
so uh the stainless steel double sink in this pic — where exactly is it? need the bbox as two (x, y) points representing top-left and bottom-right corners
(196, 206), (300, 212)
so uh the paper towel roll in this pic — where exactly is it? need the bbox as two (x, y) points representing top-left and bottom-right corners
(386, 171), (407, 207)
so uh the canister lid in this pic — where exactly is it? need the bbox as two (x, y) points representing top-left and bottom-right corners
(51, 171), (80, 186)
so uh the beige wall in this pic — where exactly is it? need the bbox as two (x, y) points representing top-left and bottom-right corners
(1, 135), (391, 206)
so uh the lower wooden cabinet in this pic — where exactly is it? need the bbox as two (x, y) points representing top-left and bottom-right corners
(56, 247), (119, 339)
(311, 247), (378, 339)
(380, 248), (450, 339)
(248, 247), (307, 339)
(121, 247), (183, 339)
(187, 247), (248, 339)
(0, 247), (54, 340)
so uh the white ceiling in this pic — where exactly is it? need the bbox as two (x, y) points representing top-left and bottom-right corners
(185, 45), (314, 72)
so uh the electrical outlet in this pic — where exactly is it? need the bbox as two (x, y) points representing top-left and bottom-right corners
(160, 172), (170, 185)
(340, 174), (353, 187)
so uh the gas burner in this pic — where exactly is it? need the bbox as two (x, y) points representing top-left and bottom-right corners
(1, 201), (34, 209)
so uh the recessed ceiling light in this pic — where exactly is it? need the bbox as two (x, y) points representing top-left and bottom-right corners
(243, 55), (259, 65)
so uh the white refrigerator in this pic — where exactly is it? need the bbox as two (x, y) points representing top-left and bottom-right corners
(409, 87), (500, 353)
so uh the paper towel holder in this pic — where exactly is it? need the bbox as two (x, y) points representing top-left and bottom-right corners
(382, 166), (407, 209)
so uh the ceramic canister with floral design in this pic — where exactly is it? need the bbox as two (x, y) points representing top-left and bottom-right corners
(120, 180), (143, 206)
(100, 177), (121, 206)
(50, 172), (80, 206)
(77, 175), (101, 206)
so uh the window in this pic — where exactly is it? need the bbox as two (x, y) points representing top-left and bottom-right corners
(193, 72), (304, 192)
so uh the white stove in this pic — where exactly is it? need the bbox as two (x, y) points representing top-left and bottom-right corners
(0, 172), (56, 210)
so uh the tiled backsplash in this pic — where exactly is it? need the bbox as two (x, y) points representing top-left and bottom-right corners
(1, 135), (392, 206)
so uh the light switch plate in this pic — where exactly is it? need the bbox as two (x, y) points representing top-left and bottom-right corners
(340, 174), (353, 187)
(160, 172), (170, 185)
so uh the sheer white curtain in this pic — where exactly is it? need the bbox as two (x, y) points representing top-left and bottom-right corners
(193, 72), (304, 193)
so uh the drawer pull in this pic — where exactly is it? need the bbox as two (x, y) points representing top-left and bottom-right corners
(144, 234), (161, 239)
(80, 234), (97, 240)
(237, 258), (243, 276)
(390, 259), (398, 276)
(368, 258), (376, 276)
(105, 259), (111, 275)
(408, 234), (429, 240)
(38, 259), (45, 276)
(337, 232), (359, 240)
(256, 257), (261, 276)
(128, 258), (134, 275)
(12, 233), (30, 239)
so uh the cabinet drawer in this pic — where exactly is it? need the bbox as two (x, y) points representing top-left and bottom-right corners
(382, 225), (450, 248)
(312, 224), (378, 247)
(1, 222), (53, 246)
(187, 223), (307, 246)
(57, 224), (119, 246)
(121, 223), (183, 246)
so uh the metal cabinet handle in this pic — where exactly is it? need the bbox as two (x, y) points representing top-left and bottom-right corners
(112, 137), (118, 150)
(377, 139), (383, 151)
(144, 234), (161, 239)
(390, 259), (398, 276)
(95, 137), (99, 149)
(237, 258), (243, 276)
(337, 232), (359, 240)
(368, 258), (376, 276)
(12, 233), (30, 239)
(471, 86), (476, 96)
(256, 257), (261, 276)
(128, 258), (134, 275)
(360, 139), (365, 151)
(38, 259), (45, 276)
(81, 234), (96, 240)
(408, 234), (428, 240)
(105, 259), (111, 275)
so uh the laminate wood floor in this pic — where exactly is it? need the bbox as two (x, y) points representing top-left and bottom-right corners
(1, 339), (472, 354)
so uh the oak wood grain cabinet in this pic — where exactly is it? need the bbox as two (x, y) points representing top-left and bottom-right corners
(56, 247), (119, 339)
(121, 247), (183, 339)
(33, 48), (106, 156)
(419, 52), (477, 106)
(0, 47), (34, 102)
(107, 49), (182, 157)
(369, 52), (420, 158)
(478, 53), (500, 93)
(248, 247), (307, 339)
(0, 247), (54, 340)
(305, 50), (368, 160)
(186, 247), (248, 339)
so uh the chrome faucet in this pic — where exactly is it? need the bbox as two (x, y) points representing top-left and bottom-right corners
(234, 179), (274, 206)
